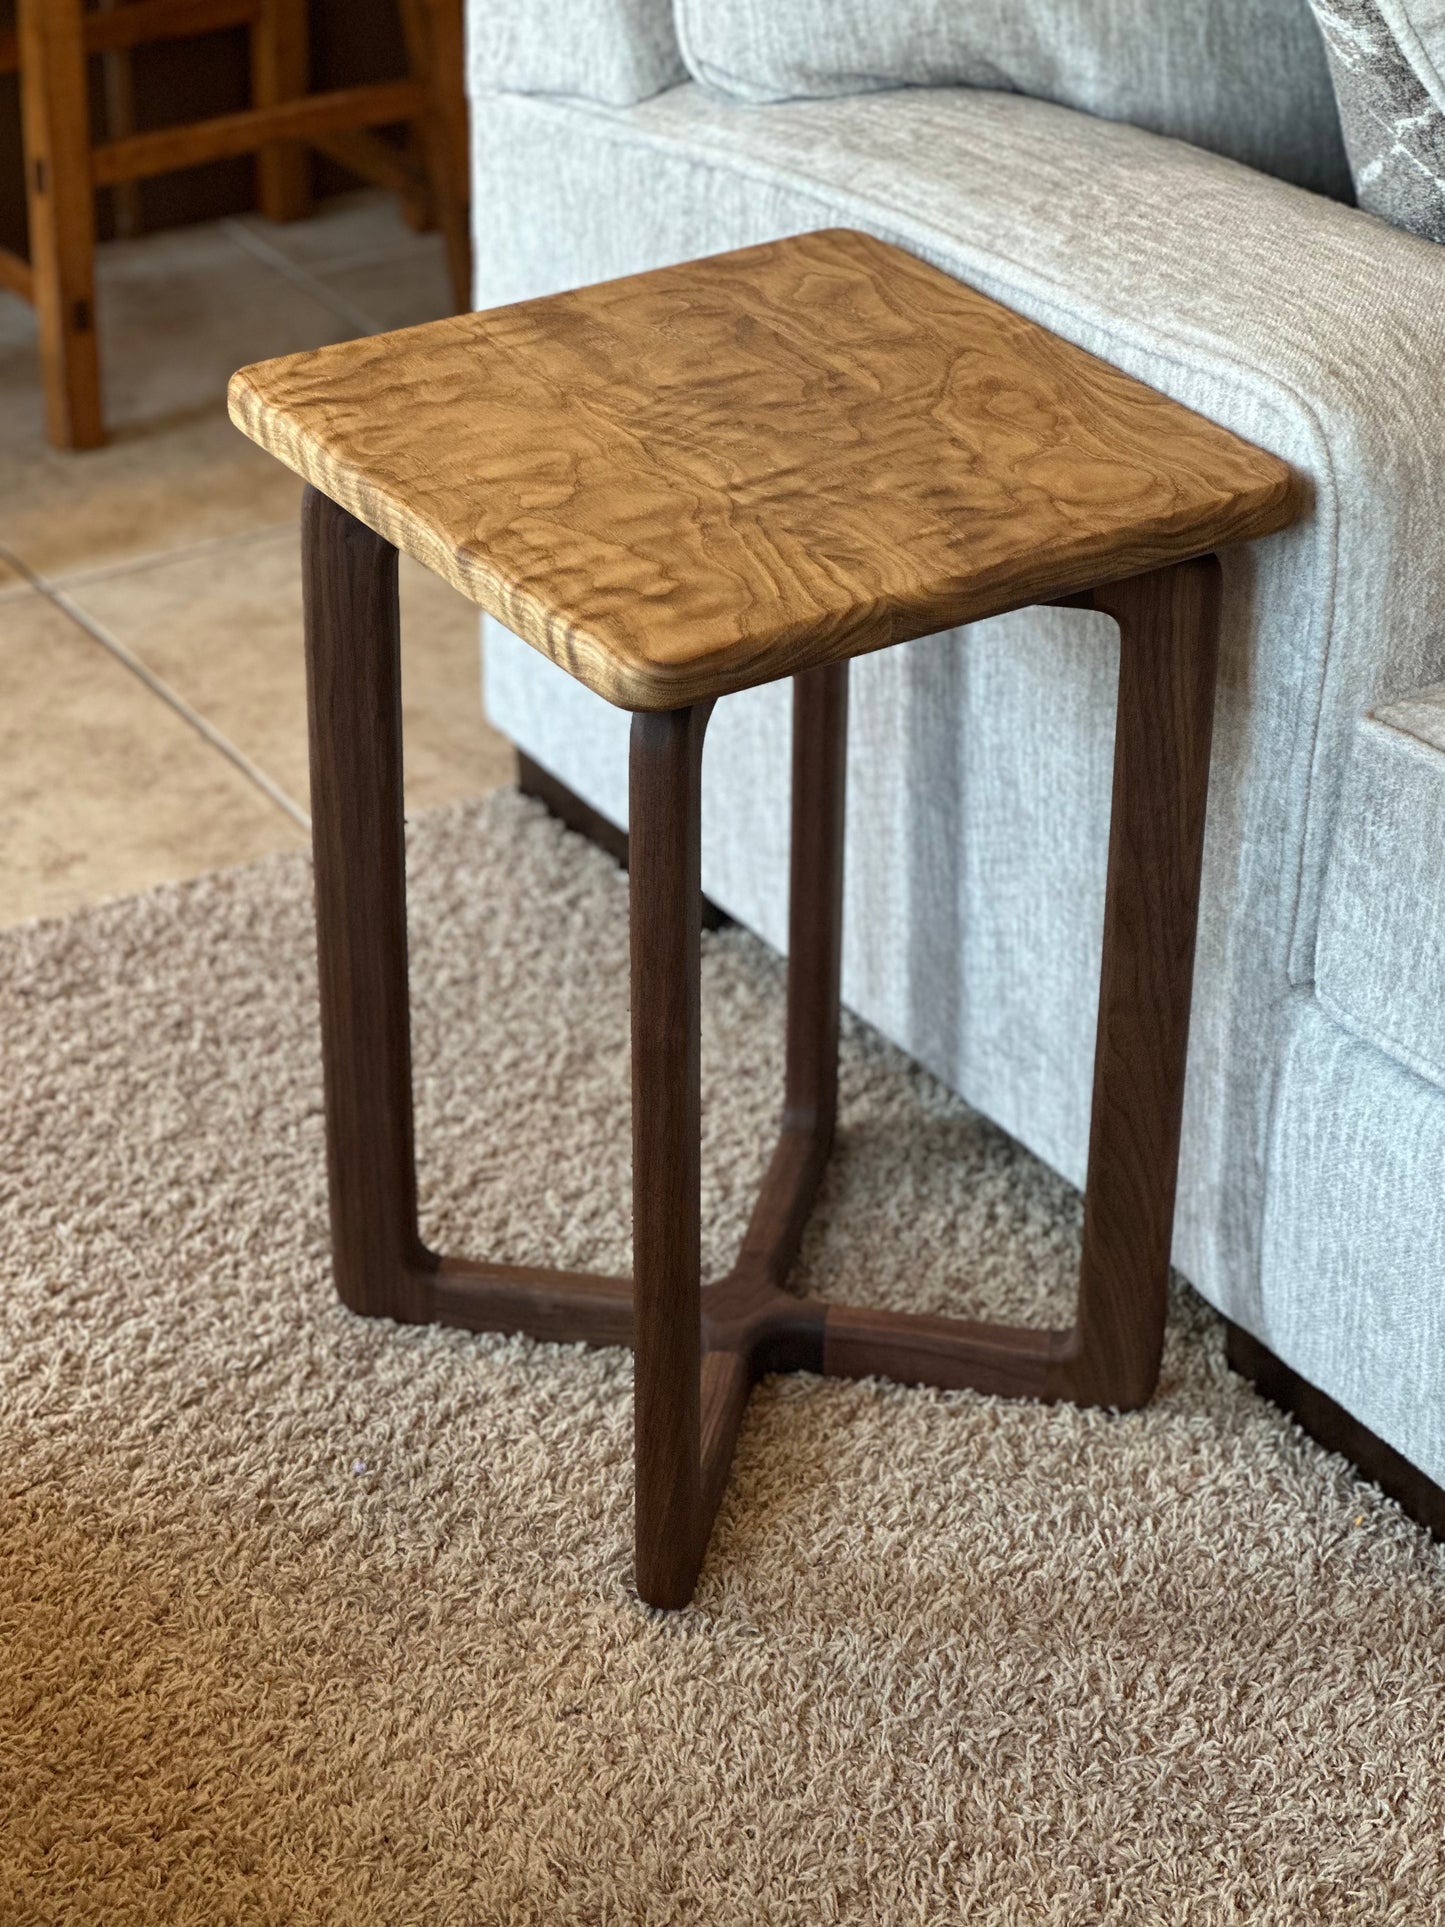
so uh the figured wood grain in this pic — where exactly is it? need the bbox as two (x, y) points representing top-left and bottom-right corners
(229, 227), (1298, 710)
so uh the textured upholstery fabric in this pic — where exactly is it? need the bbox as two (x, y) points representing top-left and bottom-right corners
(1386, 0), (1445, 95)
(1310, 1), (1445, 238)
(1317, 686), (1445, 1086)
(468, 0), (683, 106)
(1263, 998), (1445, 1486)
(673, 0), (1351, 196)
(467, 82), (1445, 1338)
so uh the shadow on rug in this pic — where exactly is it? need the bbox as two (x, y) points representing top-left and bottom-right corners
(2, 791), (1442, 1925)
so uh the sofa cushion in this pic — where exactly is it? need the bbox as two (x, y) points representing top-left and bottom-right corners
(471, 0), (684, 107)
(1309, 1), (1445, 240)
(673, 0), (1352, 195)
(1317, 684), (1445, 1087)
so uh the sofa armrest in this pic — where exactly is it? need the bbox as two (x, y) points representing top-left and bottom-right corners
(468, 0), (685, 107)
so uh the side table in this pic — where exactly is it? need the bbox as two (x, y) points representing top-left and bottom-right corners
(230, 228), (1298, 1607)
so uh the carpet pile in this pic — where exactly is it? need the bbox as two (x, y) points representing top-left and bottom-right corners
(2, 791), (1443, 1925)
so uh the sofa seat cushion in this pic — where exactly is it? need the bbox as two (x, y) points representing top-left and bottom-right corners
(674, 0), (1351, 195)
(1317, 684), (1445, 1087)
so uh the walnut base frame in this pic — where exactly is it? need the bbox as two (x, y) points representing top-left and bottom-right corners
(303, 487), (1222, 1610)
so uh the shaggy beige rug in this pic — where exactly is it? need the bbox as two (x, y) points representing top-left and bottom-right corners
(2, 790), (1443, 1927)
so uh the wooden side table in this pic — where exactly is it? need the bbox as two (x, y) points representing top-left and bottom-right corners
(229, 229), (1299, 1608)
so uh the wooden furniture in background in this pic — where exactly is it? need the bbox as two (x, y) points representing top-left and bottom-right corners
(2, 0), (469, 450)
(230, 228), (1300, 1608)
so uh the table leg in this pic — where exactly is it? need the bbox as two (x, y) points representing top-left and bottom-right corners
(721, 660), (848, 1355)
(819, 554), (1221, 1408)
(301, 487), (430, 1324)
(1065, 552), (1222, 1407)
(629, 702), (711, 1607)
(296, 490), (1220, 1607)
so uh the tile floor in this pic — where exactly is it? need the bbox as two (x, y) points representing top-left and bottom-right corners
(0, 193), (515, 928)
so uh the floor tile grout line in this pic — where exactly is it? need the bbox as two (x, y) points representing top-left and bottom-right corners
(221, 218), (387, 339)
(49, 519), (298, 595)
(0, 535), (312, 836)
(231, 213), (441, 281)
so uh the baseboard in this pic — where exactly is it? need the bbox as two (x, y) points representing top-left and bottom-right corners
(517, 752), (731, 931)
(1225, 1319), (1445, 1542)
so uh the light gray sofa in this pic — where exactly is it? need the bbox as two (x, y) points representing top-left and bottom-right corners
(466, 0), (1445, 1526)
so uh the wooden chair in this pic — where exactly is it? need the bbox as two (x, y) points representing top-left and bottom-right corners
(1, 0), (471, 449)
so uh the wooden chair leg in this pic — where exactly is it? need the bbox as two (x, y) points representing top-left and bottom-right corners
(629, 702), (712, 1609)
(398, 0), (471, 311)
(19, 0), (103, 450)
(397, 128), (438, 233)
(96, 0), (142, 240)
(1061, 553), (1222, 1408)
(301, 487), (431, 1324)
(252, 0), (312, 222)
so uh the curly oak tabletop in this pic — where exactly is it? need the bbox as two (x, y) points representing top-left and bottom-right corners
(229, 227), (1299, 710)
